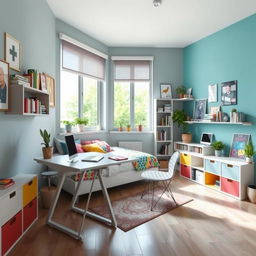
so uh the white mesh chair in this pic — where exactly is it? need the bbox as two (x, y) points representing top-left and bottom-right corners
(141, 152), (180, 211)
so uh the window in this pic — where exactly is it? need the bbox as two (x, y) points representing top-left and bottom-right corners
(113, 59), (152, 130)
(60, 36), (107, 130)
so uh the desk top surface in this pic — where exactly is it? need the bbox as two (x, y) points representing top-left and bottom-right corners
(34, 152), (138, 172)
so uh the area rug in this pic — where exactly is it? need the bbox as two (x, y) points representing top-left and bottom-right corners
(90, 188), (193, 232)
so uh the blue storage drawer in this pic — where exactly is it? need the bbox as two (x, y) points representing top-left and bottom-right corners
(221, 163), (240, 181)
(205, 159), (221, 175)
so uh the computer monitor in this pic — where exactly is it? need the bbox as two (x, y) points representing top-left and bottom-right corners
(200, 133), (213, 145)
(65, 135), (78, 162)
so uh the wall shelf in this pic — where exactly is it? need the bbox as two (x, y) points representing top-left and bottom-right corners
(185, 121), (252, 126)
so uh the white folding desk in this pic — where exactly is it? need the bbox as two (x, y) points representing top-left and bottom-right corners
(34, 152), (138, 240)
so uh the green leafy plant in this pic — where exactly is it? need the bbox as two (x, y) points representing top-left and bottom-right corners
(244, 141), (256, 158)
(172, 110), (189, 133)
(126, 124), (131, 128)
(74, 117), (89, 125)
(40, 129), (51, 148)
(61, 120), (74, 125)
(176, 86), (186, 95)
(212, 141), (224, 151)
(231, 108), (237, 112)
(118, 121), (123, 127)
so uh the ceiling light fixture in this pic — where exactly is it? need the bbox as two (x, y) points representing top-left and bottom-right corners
(153, 0), (162, 7)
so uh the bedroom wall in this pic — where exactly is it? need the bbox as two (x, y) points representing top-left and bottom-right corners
(0, 0), (56, 179)
(184, 14), (256, 158)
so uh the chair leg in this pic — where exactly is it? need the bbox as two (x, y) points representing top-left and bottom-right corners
(141, 180), (149, 199)
(151, 181), (155, 211)
(165, 180), (177, 206)
(151, 181), (169, 210)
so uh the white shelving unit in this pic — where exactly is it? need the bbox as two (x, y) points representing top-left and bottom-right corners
(6, 83), (49, 116)
(185, 121), (252, 126)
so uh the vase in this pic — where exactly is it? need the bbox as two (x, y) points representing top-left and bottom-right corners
(42, 147), (53, 159)
(65, 124), (72, 133)
(137, 125), (143, 132)
(182, 133), (192, 143)
(215, 150), (222, 157)
(77, 124), (85, 132)
(247, 185), (256, 203)
(246, 157), (253, 164)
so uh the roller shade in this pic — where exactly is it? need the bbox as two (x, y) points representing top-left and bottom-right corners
(114, 60), (151, 81)
(62, 40), (105, 80)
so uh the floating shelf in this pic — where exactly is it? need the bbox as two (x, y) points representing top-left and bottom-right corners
(185, 121), (252, 126)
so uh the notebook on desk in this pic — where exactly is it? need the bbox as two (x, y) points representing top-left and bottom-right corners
(81, 156), (104, 162)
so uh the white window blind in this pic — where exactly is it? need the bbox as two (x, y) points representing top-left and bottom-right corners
(114, 60), (151, 81)
(62, 40), (105, 80)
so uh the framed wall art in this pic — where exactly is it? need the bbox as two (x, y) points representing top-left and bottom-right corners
(221, 80), (237, 105)
(230, 133), (250, 159)
(160, 83), (172, 98)
(193, 99), (207, 120)
(208, 84), (217, 102)
(0, 59), (10, 111)
(45, 73), (55, 107)
(5, 32), (21, 72)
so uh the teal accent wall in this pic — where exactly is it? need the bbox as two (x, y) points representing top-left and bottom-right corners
(0, 0), (56, 179)
(184, 14), (256, 159)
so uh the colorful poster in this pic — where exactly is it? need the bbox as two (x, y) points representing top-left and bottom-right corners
(230, 134), (250, 159)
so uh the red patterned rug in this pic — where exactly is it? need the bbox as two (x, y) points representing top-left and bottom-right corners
(90, 188), (193, 232)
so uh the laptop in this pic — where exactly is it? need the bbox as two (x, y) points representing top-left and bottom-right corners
(81, 155), (104, 162)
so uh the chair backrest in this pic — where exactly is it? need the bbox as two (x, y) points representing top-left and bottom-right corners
(168, 152), (180, 178)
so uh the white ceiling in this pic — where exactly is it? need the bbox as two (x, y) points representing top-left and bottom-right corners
(47, 0), (256, 48)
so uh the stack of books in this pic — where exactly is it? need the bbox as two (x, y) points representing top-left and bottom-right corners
(164, 104), (171, 112)
(157, 130), (167, 141)
(24, 69), (40, 89)
(157, 107), (164, 112)
(159, 143), (172, 155)
(160, 115), (171, 126)
(230, 111), (244, 122)
(0, 178), (15, 190)
(10, 75), (30, 87)
(24, 98), (47, 114)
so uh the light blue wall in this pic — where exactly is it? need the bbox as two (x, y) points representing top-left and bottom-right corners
(184, 14), (256, 158)
(108, 47), (183, 154)
(0, 0), (56, 179)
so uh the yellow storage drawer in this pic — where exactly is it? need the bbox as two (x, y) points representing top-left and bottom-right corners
(23, 177), (37, 207)
(180, 153), (191, 165)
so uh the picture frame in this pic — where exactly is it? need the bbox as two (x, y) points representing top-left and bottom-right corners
(4, 32), (21, 72)
(221, 80), (237, 105)
(0, 59), (10, 111)
(230, 133), (250, 159)
(208, 84), (217, 102)
(45, 73), (55, 107)
(40, 73), (47, 92)
(160, 83), (172, 98)
(186, 88), (192, 97)
(193, 99), (207, 120)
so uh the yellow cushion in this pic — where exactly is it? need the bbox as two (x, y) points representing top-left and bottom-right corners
(82, 143), (106, 153)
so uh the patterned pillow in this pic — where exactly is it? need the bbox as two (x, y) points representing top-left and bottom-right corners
(81, 140), (111, 152)
(82, 143), (107, 153)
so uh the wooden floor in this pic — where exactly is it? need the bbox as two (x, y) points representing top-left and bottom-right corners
(10, 175), (256, 256)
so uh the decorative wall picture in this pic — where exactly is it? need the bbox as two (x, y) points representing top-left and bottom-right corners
(221, 80), (237, 105)
(4, 33), (20, 72)
(230, 133), (250, 159)
(160, 83), (172, 98)
(193, 99), (207, 120)
(186, 88), (192, 98)
(208, 84), (217, 102)
(40, 73), (47, 92)
(45, 73), (55, 107)
(0, 60), (9, 111)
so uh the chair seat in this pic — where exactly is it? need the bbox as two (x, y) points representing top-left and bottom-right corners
(141, 170), (172, 181)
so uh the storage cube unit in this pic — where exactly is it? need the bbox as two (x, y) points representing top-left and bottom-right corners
(0, 175), (38, 256)
(176, 142), (254, 200)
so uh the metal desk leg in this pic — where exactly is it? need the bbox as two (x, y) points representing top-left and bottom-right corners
(70, 171), (84, 209)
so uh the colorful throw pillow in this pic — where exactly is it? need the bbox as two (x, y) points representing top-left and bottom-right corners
(76, 143), (84, 153)
(82, 143), (106, 153)
(81, 140), (111, 152)
(81, 140), (93, 145)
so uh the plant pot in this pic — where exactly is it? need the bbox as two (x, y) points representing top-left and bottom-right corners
(215, 150), (222, 157)
(42, 147), (53, 159)
(137, 125), (143, 132)
(179, 94), (184, 99)
(77, 124), (85, 132)
(40, 186), (57, 209)
(182, 133), (192, 143)
(247, 185), (256, 203)
(65, 124), (72, 133)
(126, 126), (131, 132)
(246, 157), (253, 164)
(118, 127), (123, 132)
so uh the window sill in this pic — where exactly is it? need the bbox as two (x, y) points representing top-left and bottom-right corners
(109, 131), (154, 134)
(59, 130), (108, 136)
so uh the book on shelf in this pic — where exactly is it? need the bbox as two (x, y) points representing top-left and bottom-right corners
(159, 143), (171, 155)
(10, 75), (31, 87)
(157, 107), (164, 112)
(157, 130), (167, 141)
(27, 69), (40, 90)
(164, 103), (171, 112)
(0, 178), (15, 190)
(160, 115), (171, 126)
(24, 97), (47, 114)
(230, 111), (244, 122)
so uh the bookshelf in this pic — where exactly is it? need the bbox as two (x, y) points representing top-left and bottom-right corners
(6, 83), (49, 116)
(185, 121), (252, 126)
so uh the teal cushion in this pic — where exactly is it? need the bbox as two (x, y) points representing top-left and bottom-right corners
(54, 138), (81, 155)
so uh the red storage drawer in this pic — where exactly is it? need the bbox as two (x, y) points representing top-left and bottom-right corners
(23, 197), (37, 232)
(221, 177), (240, 197)
(180, 164), (191, 179)
(1, 211), (22, 255)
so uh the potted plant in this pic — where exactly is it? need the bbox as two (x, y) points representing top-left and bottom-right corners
(126, 124), (131, 132)
(212, 141), (224, 157)
(176, 86), (186, 98)
(172, 110), (192, 143)
(74, 117), (89, 132)
(40, 129), (53, 159)
(137, 117), (145, 132)
(118, 121), (123, 132)
(244, 141), (256, 163)
(247, 185), (256, 203)
(61, 120), (73, 133)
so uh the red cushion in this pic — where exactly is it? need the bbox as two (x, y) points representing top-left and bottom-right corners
(76, 143), (84, 153)
(81, 140), (93, 145)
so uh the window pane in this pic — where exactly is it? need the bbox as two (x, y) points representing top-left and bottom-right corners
(114, 82), (130, 127)
(61, 70), (78, 121)
(83, 76), (98, 126)
(134, 82), (150, 127)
